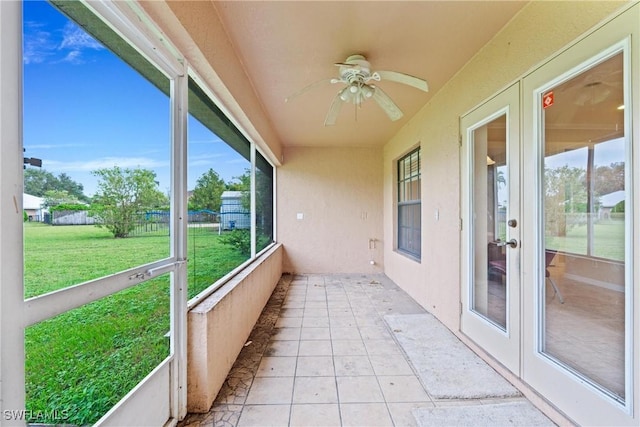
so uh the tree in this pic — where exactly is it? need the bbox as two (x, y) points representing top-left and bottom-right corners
(544, 165), (587, 237)
(190, 169), (226, 211)
(24, 168), (58, 196)
(593, 162), (624, 196)
(91, 167), (168, 238)
(231, 168), (273, 242)
(42, 189), (79, 209)
(57, 172), (89, 203)
(24, 168), (89, 202)
(226, 172), (250, 192)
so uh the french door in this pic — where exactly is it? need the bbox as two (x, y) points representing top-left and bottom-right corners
(463, 5), (638, 424)
(522, 5), (638, 425)
(461, 83), (520, 374)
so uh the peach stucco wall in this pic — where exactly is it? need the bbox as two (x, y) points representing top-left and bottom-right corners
(383, 0), (627, 331)
(277, 146), (383, 273)
(187, 244), (282, 412)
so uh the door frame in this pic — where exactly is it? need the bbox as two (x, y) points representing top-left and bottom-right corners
(460, 82), (521, 375)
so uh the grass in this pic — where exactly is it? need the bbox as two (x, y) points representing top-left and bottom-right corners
(546, 218), (625, 261)
(24, 222), (247, 425)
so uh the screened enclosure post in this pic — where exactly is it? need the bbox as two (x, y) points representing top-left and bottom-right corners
(169, 71), (188, 420)
(272, 163), (277, 244)
(0, 0), (26, 417)
(250, 143), (257, 258)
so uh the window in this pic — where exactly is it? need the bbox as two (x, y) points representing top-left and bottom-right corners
(397, 148), (421, 258)
(256, 150), (274, 253)
(186, 75), (276, 303)
(187, 78), (252, 298)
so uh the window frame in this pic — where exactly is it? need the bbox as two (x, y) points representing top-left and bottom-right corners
(396, 147), (422, 259)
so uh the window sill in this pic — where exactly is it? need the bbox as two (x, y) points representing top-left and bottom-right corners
(395, 249), (421, 264)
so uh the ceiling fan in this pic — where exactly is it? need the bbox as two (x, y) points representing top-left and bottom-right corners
(285, 54), (429, 126)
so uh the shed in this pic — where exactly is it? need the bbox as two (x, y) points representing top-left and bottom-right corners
(598, 190), (625, 220)
(23, 193), (46, 221)
(219, 191), (250, 230)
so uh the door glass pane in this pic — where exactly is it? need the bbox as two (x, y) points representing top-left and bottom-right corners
(472, 114), (507, 329)
(542, 52), (625, 400)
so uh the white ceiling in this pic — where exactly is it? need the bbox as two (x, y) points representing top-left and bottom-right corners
(210, 1), (528, 148)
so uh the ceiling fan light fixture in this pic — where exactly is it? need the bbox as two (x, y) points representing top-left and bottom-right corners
(287, 54), (428, 125)
(339, 88), (350, 102)
(362, 85), (374, 98)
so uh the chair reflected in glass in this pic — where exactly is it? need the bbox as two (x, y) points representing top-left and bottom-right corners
(488, 243), (564, 303)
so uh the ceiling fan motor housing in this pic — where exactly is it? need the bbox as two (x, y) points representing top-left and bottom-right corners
(339, 54), (372, 84)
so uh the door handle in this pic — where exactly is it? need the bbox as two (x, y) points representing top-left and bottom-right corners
(495, 239), (518, 248)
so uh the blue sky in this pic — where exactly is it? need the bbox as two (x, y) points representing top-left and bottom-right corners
(23, 0), (249, 197)
(544, 137), (625, 169)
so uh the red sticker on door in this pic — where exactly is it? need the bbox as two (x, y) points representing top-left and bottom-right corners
(543, 91), (554, 109)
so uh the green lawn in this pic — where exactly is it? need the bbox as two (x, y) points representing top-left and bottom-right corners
(546, 219), (625, 261)
(24, 222), (247, 425)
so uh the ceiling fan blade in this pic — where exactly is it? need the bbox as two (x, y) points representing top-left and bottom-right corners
(285, 78), (334, 102)
(324, 92), (345, 126)
(372, 86), (403, 121)
(375, 70), (429, 92)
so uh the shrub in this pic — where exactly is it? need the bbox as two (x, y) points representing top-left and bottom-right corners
(219, 229), (272, 257)
(219, 229), (251, 256)
(612, 200), (625, 213)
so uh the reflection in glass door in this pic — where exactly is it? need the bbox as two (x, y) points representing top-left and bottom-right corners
(474, 114), (508, 329)
(460, 83), (520, 374)
(541, 51), (626, 401)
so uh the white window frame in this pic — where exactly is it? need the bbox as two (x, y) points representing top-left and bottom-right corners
(397, 147), (422, 259)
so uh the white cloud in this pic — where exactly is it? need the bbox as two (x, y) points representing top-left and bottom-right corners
(188, 137), (225, 145)
(59, 22), (103, 51)
(58, 23), (103, 64)
(189, 159), (219, 167)
(188, 153), (225, 162)
(61, 50), (82, 64)
(226, 158), (251, 165)
(24, 20), (104, 65)
(26, 143), (85, 150)
(23, 21), (55, 64)
(45, 157), (168, 172)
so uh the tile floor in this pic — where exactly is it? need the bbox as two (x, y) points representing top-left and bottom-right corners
(178, 274), (544, 427)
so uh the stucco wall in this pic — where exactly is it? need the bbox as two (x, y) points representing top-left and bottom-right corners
(186, 244), (283, 412)
(383, 1), (627, 331)
(277, 146), (383, 273)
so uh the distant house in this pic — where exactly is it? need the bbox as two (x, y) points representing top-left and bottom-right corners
(23, 193), (46, 221)
(219, 191), (250, 230)
(598, 190), (625, 220)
